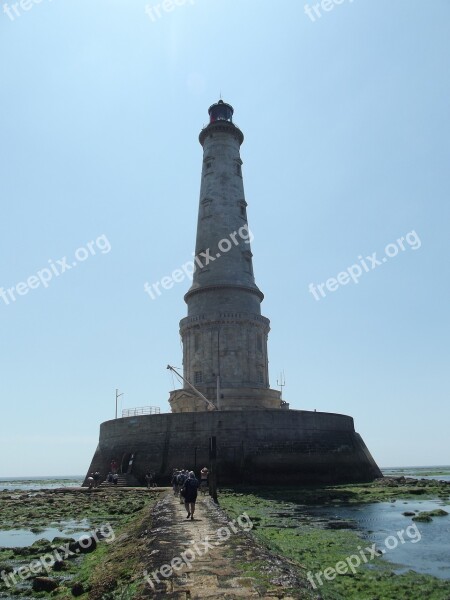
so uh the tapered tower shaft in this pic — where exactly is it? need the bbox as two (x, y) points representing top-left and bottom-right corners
(169, 101), (283, 412)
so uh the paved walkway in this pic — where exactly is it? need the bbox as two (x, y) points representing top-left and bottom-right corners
(139, 490), (315, 599)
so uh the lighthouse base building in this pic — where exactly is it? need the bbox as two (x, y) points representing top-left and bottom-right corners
(86, 410), (381, 485)
(84, 101), (382, 486)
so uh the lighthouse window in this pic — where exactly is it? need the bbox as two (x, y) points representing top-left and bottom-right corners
(206, 162), (212, 169)
(257, 334), (263, 353)
(243, 251), (253, 275)
(238, 200), (247, 219)
(194, 333), (200, 352)
(257, 369), (264, 384)
(236, 164), (242, 176)
(202, 199), (212, 218)
(194, 371), (203, 384)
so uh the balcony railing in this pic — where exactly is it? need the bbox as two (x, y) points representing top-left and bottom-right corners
(122, 406), (161, 417)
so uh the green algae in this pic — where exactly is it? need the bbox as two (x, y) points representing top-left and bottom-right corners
(420, 509), (449, 517)
(413, 509), (449, 523)
(219, 488), (450, 600)
(0, 489), (149, 532)
(0, 489), (159, 599)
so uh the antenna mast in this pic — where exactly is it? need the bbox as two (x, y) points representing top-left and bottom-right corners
(276, 372), (286, 399)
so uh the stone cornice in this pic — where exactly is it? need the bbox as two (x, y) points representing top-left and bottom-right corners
(180, 311), (271, 333)
(184, 283), (264, 304)
(199, 121), (244, 146)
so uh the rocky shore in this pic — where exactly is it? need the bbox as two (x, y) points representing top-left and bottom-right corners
(1, 477), (449, 599)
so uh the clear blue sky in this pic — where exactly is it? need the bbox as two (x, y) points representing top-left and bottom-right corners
(1, 0), (449, 476)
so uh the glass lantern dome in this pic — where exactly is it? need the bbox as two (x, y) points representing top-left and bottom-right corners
(208, 100), (234, 124)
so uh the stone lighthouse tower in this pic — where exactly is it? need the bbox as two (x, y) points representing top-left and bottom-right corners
(169, 100), (283, 412)
(84, 99), (383, 486)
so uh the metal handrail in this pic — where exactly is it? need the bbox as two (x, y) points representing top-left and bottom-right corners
(122, 406), (161, 417)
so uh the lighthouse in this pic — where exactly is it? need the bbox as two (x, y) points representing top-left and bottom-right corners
(84, 100), (382, 486)
(169, 100), (283, 413)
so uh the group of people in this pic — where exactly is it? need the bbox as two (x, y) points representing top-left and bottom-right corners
(86, 461), (209, 504)
(87, 461), (120, 488)
(171, 467), (209, 520)
(145, 472), (157, 488)
(106, 472), (119, 485)
(86, 470), (102, 489)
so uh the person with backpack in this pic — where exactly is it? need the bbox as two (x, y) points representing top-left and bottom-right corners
(182, 471), (199, 520)
(177, 470), (188, 504)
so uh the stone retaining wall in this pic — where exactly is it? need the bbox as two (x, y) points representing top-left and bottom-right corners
(84, 409), (382, 486)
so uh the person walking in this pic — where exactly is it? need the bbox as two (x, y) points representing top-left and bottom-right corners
(183, 471), (199, 520)
(200, 467), (209, 495)
(171, 470), (179, 495)
(93, 471), (100, 488)
(177, 470), (188, 504)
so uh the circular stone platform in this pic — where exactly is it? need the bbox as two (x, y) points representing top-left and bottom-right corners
(85, 409), (382, 486)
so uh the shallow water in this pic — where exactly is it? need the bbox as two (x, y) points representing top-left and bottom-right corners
(0, 518), (92, 547)
(383, 466), (450, 482)
(0, 476), (83, 491)
(305, 499), (450, 579)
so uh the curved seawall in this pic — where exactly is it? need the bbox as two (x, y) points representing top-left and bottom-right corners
(85, 409), (381, 485)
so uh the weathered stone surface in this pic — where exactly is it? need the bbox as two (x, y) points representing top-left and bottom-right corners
(171, 102), (281, 412)
(84, 409), (382, 486)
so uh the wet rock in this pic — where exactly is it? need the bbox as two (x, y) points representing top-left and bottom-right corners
(69, 536), (97, 554)
(0, 563), (13, 574)
(52, 536), (75, 546)
(402, 512), (416, 517)
(326, 520), (355, 530)
(427, 509), (448, 517)
(71, 582), (85, 596)
(412, 514), (432, 523)
(32, 577), (58, 592)
(414, 509), (448, 520)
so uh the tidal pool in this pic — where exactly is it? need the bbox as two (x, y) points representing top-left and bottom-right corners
(305, 499), (450, 580)
(0, 519), (91, 547)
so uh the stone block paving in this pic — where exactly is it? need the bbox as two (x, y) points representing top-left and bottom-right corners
(139, 490), (317, 599)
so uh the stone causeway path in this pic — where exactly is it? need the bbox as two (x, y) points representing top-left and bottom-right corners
(139, 490), (315, 599)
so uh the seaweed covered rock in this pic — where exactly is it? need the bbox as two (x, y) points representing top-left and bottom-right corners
(32, 576), (58, 592)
